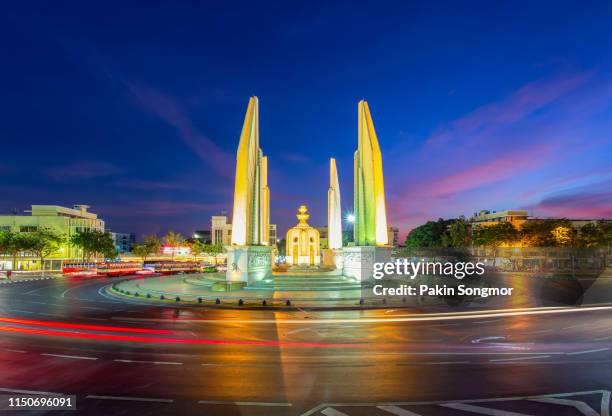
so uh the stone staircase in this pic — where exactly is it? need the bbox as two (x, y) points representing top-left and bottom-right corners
(245, 274), (362, 291)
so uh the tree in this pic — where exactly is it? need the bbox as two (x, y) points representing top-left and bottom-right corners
(404, 218), (453, 248)
(206, 243), (224, 264)
(0, 230), (33, 270)
(163, 231), (184, 260)
(577, 221), (611, 248)
(27, 228), (65, 276)
(473, 222), (519, 247)
(448, 217), (472, 247)
(132, 235), (161, 262)
(519, 219), (574, 247)
(189, 239), (206, 261)
(71, 230), (117, 261)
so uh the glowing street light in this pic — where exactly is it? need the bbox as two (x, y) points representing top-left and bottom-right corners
(346, 213), (355, 223)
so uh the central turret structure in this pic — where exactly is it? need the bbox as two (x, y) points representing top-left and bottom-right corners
(286, 205), (320, 267)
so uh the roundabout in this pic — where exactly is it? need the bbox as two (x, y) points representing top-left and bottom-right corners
(0, 274), (611, 415)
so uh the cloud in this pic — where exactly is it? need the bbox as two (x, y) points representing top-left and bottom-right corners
(279, 152), (311, 164)
(527, 192), (612, 219)
(425, 72), (593, 147)
(44, 161), (122, 180)
(118, 179), (194, 191)
(98, 200), (225, 217)
(124, 81), (234, 179)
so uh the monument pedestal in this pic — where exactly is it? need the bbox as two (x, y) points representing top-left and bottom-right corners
(225, 245), (272, 288)
(342, 246), (392, 282)
(322, 248), (344, 274)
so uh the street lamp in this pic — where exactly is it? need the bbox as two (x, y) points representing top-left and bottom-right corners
(346, 213), (355, 223)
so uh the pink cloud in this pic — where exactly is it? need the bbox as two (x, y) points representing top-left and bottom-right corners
(527, 192), (612, 219)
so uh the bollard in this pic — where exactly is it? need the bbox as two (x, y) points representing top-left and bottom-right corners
(262, 300), (267, 306)
(215, 298), (220, 305)
(238, 299), (244, 306)
(198, 297), (203, 304)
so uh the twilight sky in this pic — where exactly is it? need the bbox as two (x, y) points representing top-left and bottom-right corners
(1, 1), (611, 240)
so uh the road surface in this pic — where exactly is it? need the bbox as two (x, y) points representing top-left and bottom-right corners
(0, 275), (610, 415)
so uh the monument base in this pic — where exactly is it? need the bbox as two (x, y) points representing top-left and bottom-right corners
(225, 245), (272, 286)
(322, 248), (344, 274)
(342, 246), (392, 282)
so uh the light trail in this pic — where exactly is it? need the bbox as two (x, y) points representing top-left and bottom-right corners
(112, 304), (612, 324)
(0, 316), (175, 334)
(0, 325), (365, 348)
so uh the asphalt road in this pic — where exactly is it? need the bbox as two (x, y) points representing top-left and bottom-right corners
(0, 275), (611, 415)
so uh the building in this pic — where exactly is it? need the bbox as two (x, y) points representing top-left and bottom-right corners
(111, 232), (135, 254)
(0, 204), (105, 270)
(387, 226), (399, 247)
(469, 209), (610, 231)
(470, 210), (530, 228)
(192, 230), (211, 243)
(211, 213), (277, 246)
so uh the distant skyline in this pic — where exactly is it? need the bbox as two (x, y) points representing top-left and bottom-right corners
(1, 1), (611, 240)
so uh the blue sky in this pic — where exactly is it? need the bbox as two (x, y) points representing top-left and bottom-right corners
(1, 1), (611, 239)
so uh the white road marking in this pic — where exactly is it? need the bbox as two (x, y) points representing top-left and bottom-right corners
(197, 400), (292, 406)
(529, 397), (599, 416)
(321, 408), (350, 416)
(567, 347), (610, 355)
(377, 405), (423, 415)
(41, 353), (98, 361)
(489, 355), (551, 362)
(114, 359), (183, 365)
(86, 395), (173, 403)
(440, 402), (532, 415)
(602, 391), (610, 416)
(4, 348), (27, 353)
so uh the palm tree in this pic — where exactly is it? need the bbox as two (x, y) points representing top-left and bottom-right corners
(163, 231), (184, 260)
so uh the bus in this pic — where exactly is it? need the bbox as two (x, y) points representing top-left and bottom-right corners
(62, 262), (143, 277)
(142, 260), (200, 275)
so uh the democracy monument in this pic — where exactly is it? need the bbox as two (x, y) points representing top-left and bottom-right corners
(224, 96), (391, 288)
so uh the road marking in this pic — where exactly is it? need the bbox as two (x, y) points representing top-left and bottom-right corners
(529, 397), (599, 416)
(86, 395), (173, 403)
(41, 353), (98, 361)
(377, 405), (423, 415)
(440, 402), (532, 415)
(321, 408), (350, 416)
(489, 355), (551, 362)
(114, 359), (183, 365)
(4, 348), (27, 353)
(396, 361), (471, 366)
(197, 400), (292, 406)
(472, 319), (505, 324)
(567, 348), (610, 355)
